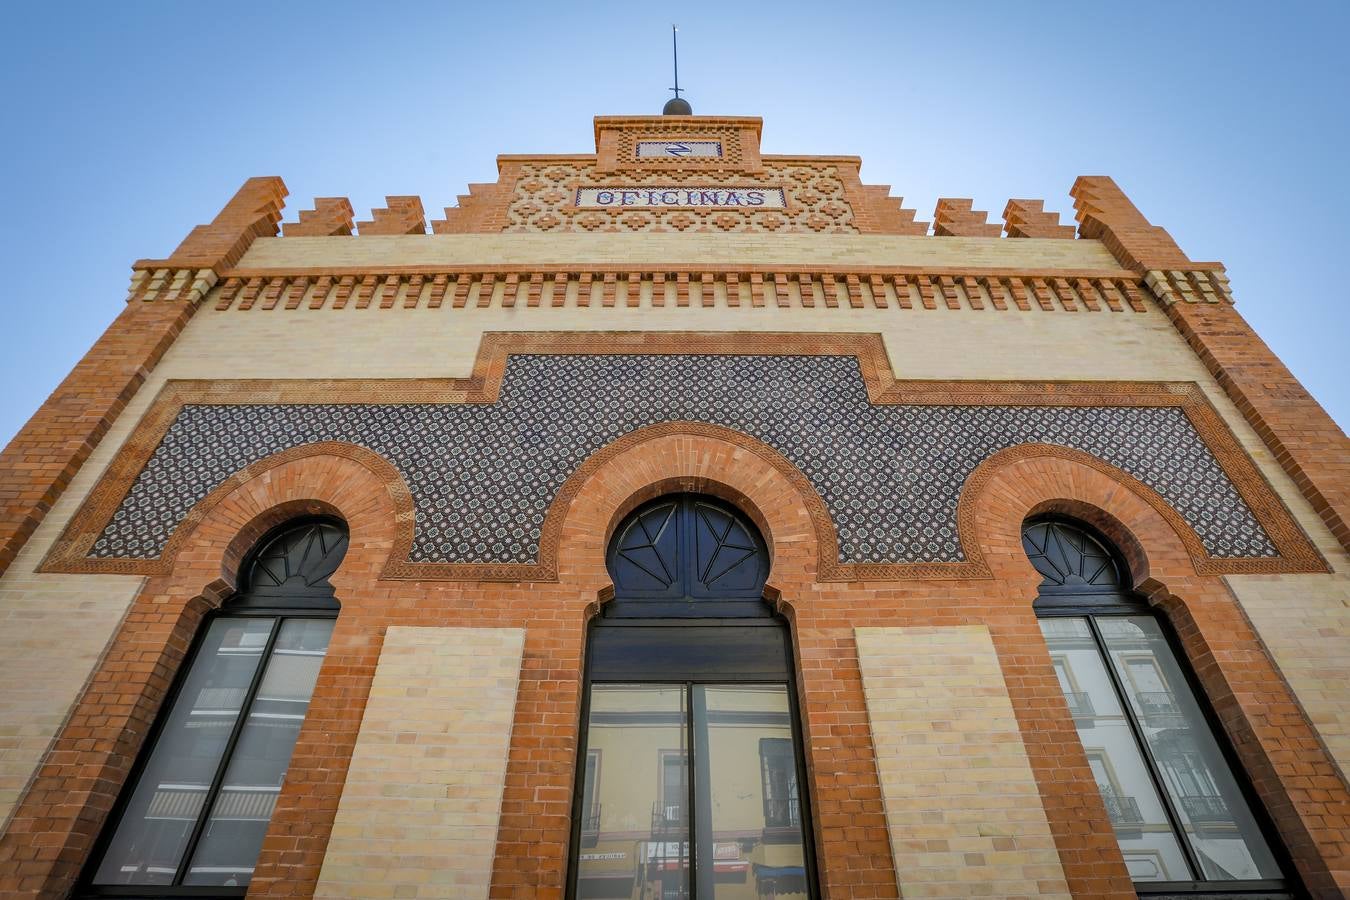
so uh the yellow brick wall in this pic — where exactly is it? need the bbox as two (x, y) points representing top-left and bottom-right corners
(1223, 574), (1350, 772)
(236, 232), (1123, 270)
(856, 624), (1072, 898)
(0, 572), (139, 826)
(1, 250), (1346, 832)
(314, 625), (525, 899)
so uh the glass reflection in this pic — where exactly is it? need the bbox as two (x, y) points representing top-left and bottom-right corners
(574, 684), (809, 899)
(574, 685), (689, 900)
(1040, 617), (1193, 881)
(695, 685), (808, 899)
(1098, 617), (1281, 880)
(184, 618), (334, 885)
(94, 618), (275, 885)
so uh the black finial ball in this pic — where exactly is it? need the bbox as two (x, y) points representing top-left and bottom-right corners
(663, 97), (693, 116)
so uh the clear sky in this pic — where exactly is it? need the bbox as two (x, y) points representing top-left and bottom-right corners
(1, 1), (1346, 448)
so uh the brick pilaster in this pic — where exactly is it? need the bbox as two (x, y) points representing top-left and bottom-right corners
(0, 177), (287, 580)
(1070, 175), (1350, 554)
(1166, 301), (1350, 552)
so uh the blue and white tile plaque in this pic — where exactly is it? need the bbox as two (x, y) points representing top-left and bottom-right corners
(635, 140), (723, 158)
(574, 187), (787, 209)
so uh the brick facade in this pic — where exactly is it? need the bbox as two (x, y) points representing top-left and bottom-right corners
(1, 115), (1346, 899)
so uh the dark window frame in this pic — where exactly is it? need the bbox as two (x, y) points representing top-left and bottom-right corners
(1027, 516), (1300, 898)
(78, 517), (346, 900)
(567, 494), (820, 900)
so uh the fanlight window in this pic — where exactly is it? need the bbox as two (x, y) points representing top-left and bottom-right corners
(1022, 519), (1122, 592)
(1028, 518), (1290, 894)
(235, 519), (348, 605)
(84, 519), (346, 896)
(607, 494), (769, 613)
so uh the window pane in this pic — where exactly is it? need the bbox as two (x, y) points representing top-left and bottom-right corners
(184, 618), (334, 886)
(694, 685), (808, 899)
(94, 617), (275, 885)
(1098, 616), (1282, 880)
(1040, 617), (1194, 882)
(575, 685), (688, 900)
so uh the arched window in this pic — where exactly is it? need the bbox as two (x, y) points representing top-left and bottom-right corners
(570, 495), (817, 900)
(1027, 518), (1291, 895)
(84, 518), (347, 896)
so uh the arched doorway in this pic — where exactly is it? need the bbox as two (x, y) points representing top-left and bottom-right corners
(569, 494), (816, 900)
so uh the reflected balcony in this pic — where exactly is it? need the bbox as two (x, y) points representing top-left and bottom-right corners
(580, 803), (601, 848)
(763, 797), (800, 829)
(1179, 793), (1232, 827)
(1099, 789), (1145, 826)
(1134, 691), (1185, 727)
(1062, 691), (1095, 719)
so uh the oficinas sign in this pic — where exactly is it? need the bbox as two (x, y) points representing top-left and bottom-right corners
(574, 187), (787, 209)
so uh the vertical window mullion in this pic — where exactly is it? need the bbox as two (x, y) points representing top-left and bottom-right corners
(686, 681), (698, 900)
(1086, 615), (1206, 883)
(172, 615), (282, 885)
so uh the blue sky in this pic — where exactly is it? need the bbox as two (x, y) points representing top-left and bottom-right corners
(1, 1), (1346, 447)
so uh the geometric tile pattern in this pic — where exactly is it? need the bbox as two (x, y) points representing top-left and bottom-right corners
(92, 354), (1278, 564)
(507, 163), (858, 233)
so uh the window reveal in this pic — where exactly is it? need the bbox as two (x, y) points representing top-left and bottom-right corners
(84, 520), (346, 896)
(1028, 519), (1289, 892)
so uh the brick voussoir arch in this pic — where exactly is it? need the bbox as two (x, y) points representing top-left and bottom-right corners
(956, 443), (1350, 897)
(0, 446), (404, 899)
(549, 421), (827, 599)
(957, 442), (1210, 583)
(538, 422), (902, 897)
(162, 440), (410, 582)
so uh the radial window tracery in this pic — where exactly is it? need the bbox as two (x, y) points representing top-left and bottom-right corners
(607, 495), (768, 601)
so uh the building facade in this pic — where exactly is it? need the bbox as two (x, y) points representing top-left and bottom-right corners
(0, 113), (1347, 899)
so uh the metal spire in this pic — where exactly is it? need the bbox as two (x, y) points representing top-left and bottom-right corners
(671, 25), (682, 100)
(663, 25), (692, 115)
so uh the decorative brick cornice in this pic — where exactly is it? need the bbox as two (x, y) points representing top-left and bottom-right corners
(124, 267), (218, 303)
(209, 264), (1146, 313)
(42, 332), (1324, 582)
(1144, 268), (1234, 305)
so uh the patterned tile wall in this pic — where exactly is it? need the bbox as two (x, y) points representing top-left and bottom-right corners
(506, 163), (856, 233)
(92, 355), (1277, 564)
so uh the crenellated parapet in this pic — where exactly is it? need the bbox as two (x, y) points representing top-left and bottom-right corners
(1003, 199), (1076, 239)
(137, 176), (287, 273)
(1070, 175), (1191, 270)
(357, 196), (427, 235)
(283, 197), (355, 237)
(933, 199), (1001, 237)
